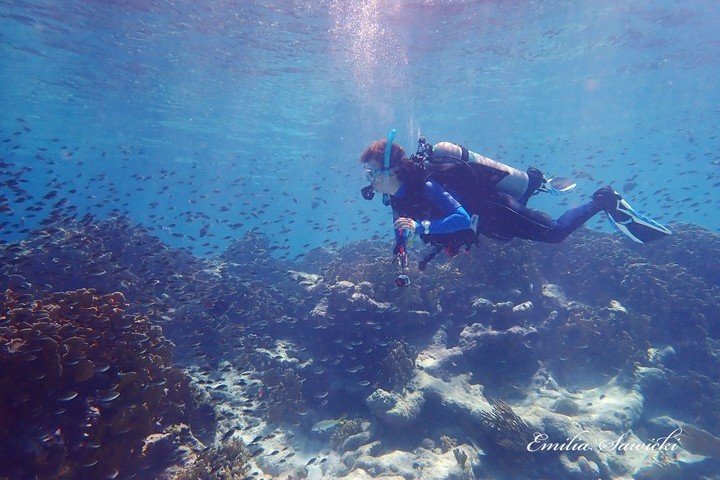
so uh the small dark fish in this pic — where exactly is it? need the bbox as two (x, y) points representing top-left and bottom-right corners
(59, 391), (78, 401)
(622, 181), (637, 193)
(100, 391), (120, 402)
(222, 428), (236, 442)
(306, 457), (317, 466)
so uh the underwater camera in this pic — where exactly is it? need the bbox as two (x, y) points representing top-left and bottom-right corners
(395, 274), (411, 287)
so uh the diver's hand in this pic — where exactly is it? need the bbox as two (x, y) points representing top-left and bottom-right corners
(393, 217), (417, 235)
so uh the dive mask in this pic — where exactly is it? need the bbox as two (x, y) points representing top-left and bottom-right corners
(361, 128), (397, 206)
(363, 164), (382, 183)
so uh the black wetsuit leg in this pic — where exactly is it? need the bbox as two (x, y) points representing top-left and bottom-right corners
(477, 193), (603, 243)
(515, 167), (545, 206)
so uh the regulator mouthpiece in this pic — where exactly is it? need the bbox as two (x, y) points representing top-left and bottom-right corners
(361, 185), (375, 200)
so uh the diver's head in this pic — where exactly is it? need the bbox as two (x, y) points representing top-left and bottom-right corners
(359, 138), (405, 196)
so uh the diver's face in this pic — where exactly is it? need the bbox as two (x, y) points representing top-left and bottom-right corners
(365, 161), (400, 195)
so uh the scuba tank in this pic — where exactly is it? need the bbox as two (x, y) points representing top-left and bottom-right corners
(413, 137), (530, 198)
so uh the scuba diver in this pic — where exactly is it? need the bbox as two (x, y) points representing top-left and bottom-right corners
(360, 130), (671, 284)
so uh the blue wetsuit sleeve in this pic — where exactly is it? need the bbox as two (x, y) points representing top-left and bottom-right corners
(420, 180), (472, 234)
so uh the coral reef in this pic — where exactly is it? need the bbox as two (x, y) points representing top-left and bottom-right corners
(165, 439), (250, 480)
(258, 365), (307, 423)
(0, 288), (210, 480)
(330, 419), (364, 451)
(379, 340), (417, 391)
(0, 217), (303, 369)
(4, 208), (720, 479)
(329, 441), (482, 479)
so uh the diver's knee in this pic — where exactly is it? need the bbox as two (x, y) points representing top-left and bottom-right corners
(544, 229), (568, 244)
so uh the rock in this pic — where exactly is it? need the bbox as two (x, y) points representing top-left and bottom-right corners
(415, 331), (462, 375)
(492, 301), (514, 318)
(278, 466), (309, 479)
(559, 453), (582, 476)
(512, 301), (533, 317)
(142, 432), (177, 460)
(340, 468), (405, 480)
(542, 283), (572, 308)
(367, 389), (396, 411)
(439, 435), (456, 453)
(608, 299), (627, 313)
(310, 297), (329, 318)
(635, 366), (666, 390)
(647, 346), (675, 365)
(470, 297), (494, 312)
(577, 456), (600, 477)
(559, 454), (600, 479)
(431, 328), (448, 347)
(452, 447), (467, 469)
(356, 281), (374, 296)
(342, 445), (481, 480)
(458, 323), (537, 358)
(366, 389), (424, 426)
(421, 438), (436, 450)
(677, 422), (720, 458)
(342, 431), (373, 453)
(328, 280), (391, 313)
(287, 270), (324, 292)
(552, 398), (580, 416)
(334, 280), (355, 291)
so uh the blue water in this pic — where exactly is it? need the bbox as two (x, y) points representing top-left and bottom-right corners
(1, 0), (719, 255)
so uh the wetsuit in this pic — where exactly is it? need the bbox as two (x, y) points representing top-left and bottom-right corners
(390, 167), (604, 251)
(472, 192), (603, 243)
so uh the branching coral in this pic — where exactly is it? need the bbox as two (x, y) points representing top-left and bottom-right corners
(329, 419), (363, 451)
(168, 439), (250, 480)
(379, 340), (417, 391)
